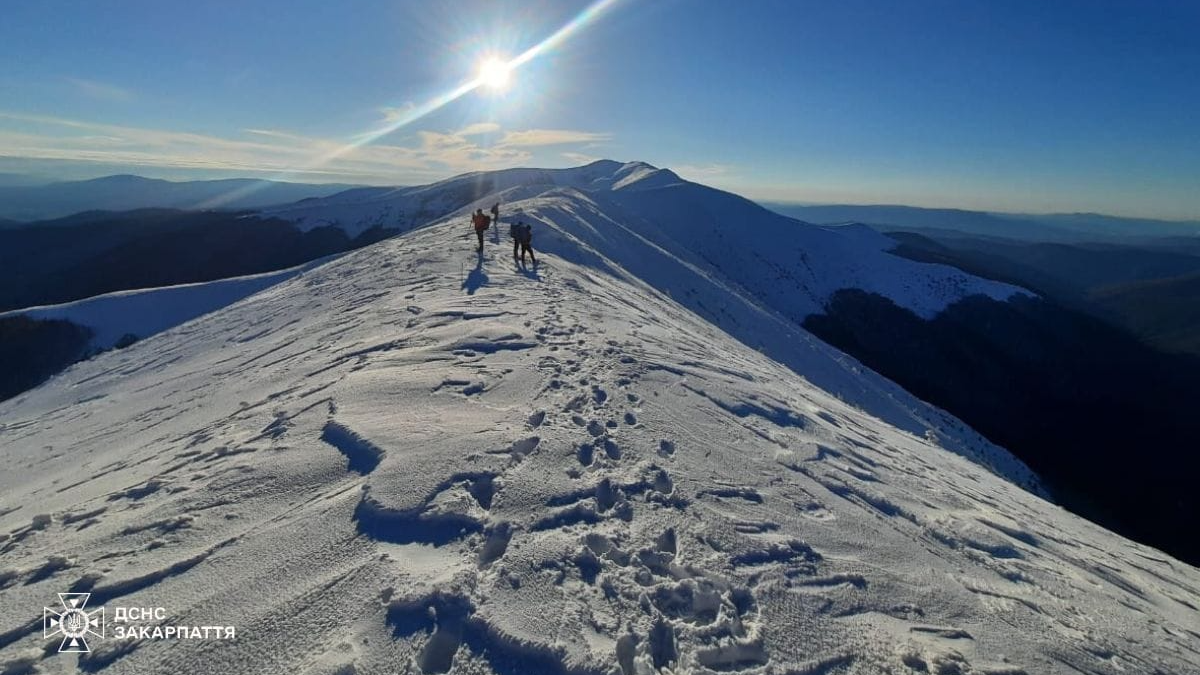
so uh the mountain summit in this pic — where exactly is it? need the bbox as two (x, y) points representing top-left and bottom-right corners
(0, 162), (1196, 674)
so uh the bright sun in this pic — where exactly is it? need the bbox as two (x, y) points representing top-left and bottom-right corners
(478, 57), (512, 91)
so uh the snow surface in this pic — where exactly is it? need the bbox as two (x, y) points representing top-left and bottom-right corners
(0, 258), (335, 352)
(1, 169), (1197, 673)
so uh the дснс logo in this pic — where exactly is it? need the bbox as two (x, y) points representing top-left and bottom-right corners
(43, 593), (105, 653)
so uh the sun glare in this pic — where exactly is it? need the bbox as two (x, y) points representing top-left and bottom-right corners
(478, 56), (512, 91)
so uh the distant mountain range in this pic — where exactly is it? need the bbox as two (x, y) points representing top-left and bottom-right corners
(0, 174), (363, 221)
(888, 231), (1200, 357)
(764, 202), (1200, 243)
(5, 173), (1196, 243)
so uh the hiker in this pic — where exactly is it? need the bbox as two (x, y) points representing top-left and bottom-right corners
(471, 208), (490, 252)
(490, 202), (500, 225)
(516, 221), (536, 266)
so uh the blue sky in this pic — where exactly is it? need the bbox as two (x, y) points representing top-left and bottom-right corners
(1, 0), (1198, 219)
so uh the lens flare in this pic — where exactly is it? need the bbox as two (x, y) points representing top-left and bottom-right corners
(212, 0), (626, 201)
(325, 0), (625, 159)
(478, 57), (512, 91)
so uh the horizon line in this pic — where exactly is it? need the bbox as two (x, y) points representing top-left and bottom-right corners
(3, 161), (1198, 225)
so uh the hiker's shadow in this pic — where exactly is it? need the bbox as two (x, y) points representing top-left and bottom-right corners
(516, 261), (542, 281)
(462, 254), (489, 294)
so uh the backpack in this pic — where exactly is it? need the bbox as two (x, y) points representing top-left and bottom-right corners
(509, 223), (519, 240)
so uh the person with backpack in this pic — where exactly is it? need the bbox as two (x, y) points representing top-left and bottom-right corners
(471, 208), (490, 252)
(509, 219), (522, 262)
(490, 202), (500, 225)
(516, 221), (536, 266)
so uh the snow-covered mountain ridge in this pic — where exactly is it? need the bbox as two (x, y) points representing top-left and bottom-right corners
(1, 166), (1197, 673)
(260, 161), (676, 237)
(265, 159), (1028, 326)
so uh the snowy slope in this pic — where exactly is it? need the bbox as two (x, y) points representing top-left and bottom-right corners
(264, 161), (1029, 322)
(1, 204), (1196, 674)
(265, 162), (1033, 466)
(0, 258), (334, 352)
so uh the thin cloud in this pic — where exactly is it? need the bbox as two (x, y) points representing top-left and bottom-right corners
(418, 130), (470, 152)
(562, 151), (602, 165)
(66, 77), (134, 102)
(499, 129), (612, 147)
(456, 122), (501, 136)
(242, 128), (311, 142)
(380, 104), (417, 124)
(0, 111), (608, 184)
(675, 163), (735, 179)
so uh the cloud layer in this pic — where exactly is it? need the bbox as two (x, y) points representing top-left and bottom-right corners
(0, 111), (613, 184)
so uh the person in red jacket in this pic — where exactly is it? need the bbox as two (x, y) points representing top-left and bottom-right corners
(471, 209), (490, 252)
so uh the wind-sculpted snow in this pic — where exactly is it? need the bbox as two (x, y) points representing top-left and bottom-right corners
(0, 182), (1197, 674)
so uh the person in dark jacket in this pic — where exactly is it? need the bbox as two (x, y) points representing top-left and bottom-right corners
(516, 221), (536, 266)
(509, 220), (522, 262)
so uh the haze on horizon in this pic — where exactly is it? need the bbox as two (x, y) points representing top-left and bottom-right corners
(1, 0), (1197, 221)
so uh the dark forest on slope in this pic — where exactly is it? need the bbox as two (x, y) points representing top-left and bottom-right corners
(806, 290), (1200, 565)
(0, 210), (396, 312)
